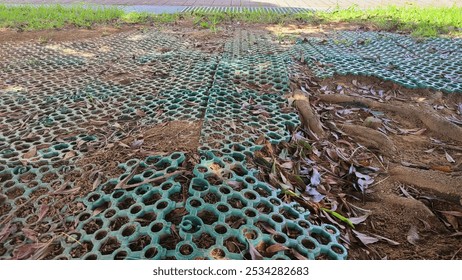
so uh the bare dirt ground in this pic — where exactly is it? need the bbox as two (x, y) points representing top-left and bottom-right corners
(1, 22), (461, 260)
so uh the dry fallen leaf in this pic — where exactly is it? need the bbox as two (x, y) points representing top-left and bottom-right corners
(353, 230), (379, 245)
(246, 239), (263, 260)
(93, 203), (109, 216)
(290, 249), (307, 260)
(266, 244), (289, 254)
(440, 210), (462, 230)
(22, 228), (38, 242)
(135, 109), (146, 117)
(0, 193), (7, 205)
(281, 161), (294, 169)
(442, 213), (459, 230)
(63, 151), (76, 160)
(131, 139), (144, 149)
(89, 120), (107, 126)
(227, 180), (243, 189)
(445, 151), (456, 163)
(0, 223), (16, 243)
(310, 168), (321, 186)
(118, 142), (130, 149)
(37, 204), (49, 222)
(406, 225), (420, 245)
(349, 213), (370, 225)
(430, 165), (452, 172)
(92, 173), (102, 191)
(230, 120), (237, 131)
(457, 103), (462, 115)
(13, 243), (45, 260)
(23, 146), (37, 159)
(363, 116), (382, 129)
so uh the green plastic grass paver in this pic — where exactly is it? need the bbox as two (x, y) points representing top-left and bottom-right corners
(2, 28), (461, 260)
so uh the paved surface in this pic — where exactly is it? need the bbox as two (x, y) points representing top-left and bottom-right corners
(1, 0), (461, 9)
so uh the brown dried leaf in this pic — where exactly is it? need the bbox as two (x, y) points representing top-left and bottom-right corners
(230, 120), (237, 131)
(255, 134), (266, 145)
(0, 193), (7, 205)
(118, 142), (130, 148)
(252, 109), (270, 118)
(246, 239), (263, 260)
(22, 228), (38, 242)
(281, 161), (294, 169)
(371, 233), (400, 246)
(13, 243), (44, 260)
(30, 241), (56, 260)
(399, 186), (415, 199)
(439, 210), (462, 218)
(113, 122), (122, 129)
(290, 249), (307, 260)
(0, 223), (16, 243)
(326, 148), (339, 161)
(93, 203), (109, 216)
(37, 204), (49, 222)
(89, 120), (107, 126)
(92, 173), (102, 191)
(131, 139), (144, 149)
(63, 151), (76, 160)
(440, 211), (461, 230)
(135, 109), (146, 117)
(349, 213), (370, 225)
(352, 230), (379, 245)
(53, 183), (81, 195)
(227, 180), (244, 189)
(406, 225), (420, 245)
(430, 165), (452, 172)
(23, 146), (37, 159)
(257, 222), (278, 235)
(444, 214), (459, 230)
(117, 171), (184, 190)
(266, 244), (289, 254)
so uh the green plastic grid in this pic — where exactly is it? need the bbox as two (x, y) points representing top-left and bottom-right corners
(293, 31), (462, 93)
(8, 28), (460, 260)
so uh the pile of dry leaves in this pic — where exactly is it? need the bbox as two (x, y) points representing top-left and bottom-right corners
(248, 62), (462, 259)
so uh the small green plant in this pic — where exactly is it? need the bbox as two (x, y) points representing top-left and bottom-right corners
(199, 21), (210, 29)
(276, 32), (285, 43)
(333, 39), (353, 46)
(25, 59), (39, 66)
(86, 93), (95, 103)
(38, 36), (50, 44)
(209, 16), (220, 32)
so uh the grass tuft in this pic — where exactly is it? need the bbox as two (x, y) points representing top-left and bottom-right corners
(0, 4), (461, 37)
(0, 4), (124, 30)
(318, 5), (462, 37)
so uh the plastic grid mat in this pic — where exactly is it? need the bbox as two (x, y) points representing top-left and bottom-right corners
(2, 29), (460, 260)
(291, 31), (462, 93)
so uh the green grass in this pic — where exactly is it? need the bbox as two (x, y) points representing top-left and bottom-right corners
(318, 5), (462, 37)
(0, 4), (461, 37)
(0, 4), (124, 30)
